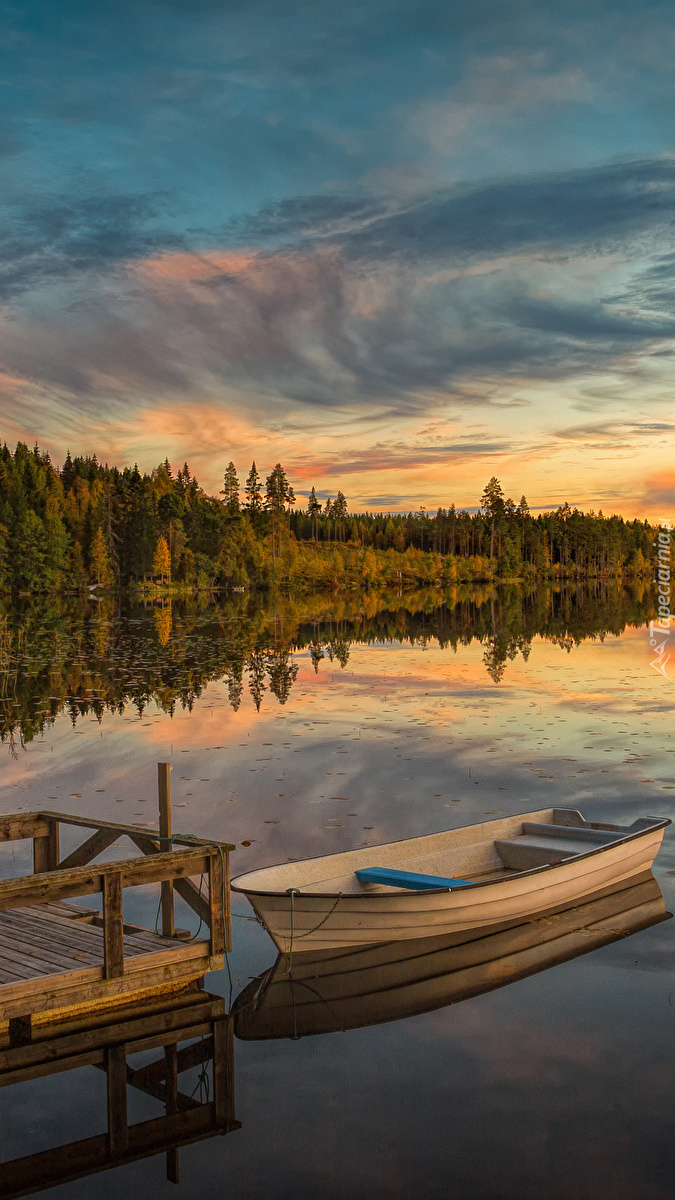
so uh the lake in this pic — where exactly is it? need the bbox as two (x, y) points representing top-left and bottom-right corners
(0, 583), (673, 1199)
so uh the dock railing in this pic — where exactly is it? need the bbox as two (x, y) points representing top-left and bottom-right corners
(0, 763), (235, 979)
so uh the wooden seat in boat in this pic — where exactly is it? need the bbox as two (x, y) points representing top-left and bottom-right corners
(495, 823), (622, 871)
(356, 867), (473, 891)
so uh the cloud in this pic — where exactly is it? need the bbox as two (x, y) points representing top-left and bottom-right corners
(0, 192), (182, 300)
(641, 470), (675, 511)
(233, 157), (675, 264)
(555, 419), (675, 444)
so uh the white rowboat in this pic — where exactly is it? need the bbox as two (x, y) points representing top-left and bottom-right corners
(233, 872), (670, 1039)
(231, 807), (670, 953)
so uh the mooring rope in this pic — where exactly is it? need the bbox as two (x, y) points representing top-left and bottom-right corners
(286, 888), (343, 974)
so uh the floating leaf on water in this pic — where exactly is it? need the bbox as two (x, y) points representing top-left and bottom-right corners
(240, 840), (251, 846)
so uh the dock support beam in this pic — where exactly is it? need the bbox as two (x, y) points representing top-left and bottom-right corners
(158, 763), (175, 938)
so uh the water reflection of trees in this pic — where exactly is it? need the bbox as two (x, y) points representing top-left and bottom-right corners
(0, 580), (659, 745)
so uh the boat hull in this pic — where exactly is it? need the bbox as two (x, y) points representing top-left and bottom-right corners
(242, 826), (666, 952)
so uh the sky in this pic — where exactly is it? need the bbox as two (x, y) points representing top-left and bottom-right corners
(1, 0), (674, 517)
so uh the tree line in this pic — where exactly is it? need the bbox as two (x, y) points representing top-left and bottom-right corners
(0, 441), (664, 592)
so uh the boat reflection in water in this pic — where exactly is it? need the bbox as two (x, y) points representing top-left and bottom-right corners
(233, 873), (671, 1041)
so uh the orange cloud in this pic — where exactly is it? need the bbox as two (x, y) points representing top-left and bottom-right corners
(641, 470), (675, 517)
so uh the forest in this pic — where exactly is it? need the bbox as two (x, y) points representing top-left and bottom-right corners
(0, 441), (663, 593)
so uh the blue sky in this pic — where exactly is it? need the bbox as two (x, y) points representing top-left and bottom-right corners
(1, 0), (674, 513)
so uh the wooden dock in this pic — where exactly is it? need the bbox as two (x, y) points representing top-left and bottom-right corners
(0, 764), (235, 1032)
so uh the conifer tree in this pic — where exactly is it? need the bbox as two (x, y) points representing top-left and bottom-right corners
(332, 491), (348, 542)
(221, 462), (241, 516)
(245, 462), (263, 513)
(264, 463), (295, 512)
(265, 464), (295, 560)
(306, 487), (322, 539)
(481, 477), (505, 562)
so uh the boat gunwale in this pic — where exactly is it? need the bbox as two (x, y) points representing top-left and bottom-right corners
(231, 814), (671, 900)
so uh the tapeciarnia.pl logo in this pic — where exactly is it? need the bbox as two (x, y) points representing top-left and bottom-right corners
(649, 518), (673, 679)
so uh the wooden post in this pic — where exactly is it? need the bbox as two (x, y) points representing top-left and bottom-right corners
(106, 1045), (129, 1155)
(224, 849), (232, 953)
(103, 872), (124, 979)
(208, 851), (225, 964)
(158, 762), (175, 938)
(33, 818), (59, 874)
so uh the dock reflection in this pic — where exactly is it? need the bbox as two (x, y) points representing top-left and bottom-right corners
(233, 873), (671, 1040)
(0, 986), (239, 1196)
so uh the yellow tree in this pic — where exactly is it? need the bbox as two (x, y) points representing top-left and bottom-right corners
(89, 527), (113, 587)
(153, 535), (171, 584)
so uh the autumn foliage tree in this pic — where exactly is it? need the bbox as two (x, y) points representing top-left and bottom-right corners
(89, 527), (113, 587)
(152, 535), (171, 584)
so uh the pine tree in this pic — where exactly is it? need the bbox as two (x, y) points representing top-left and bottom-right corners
(481, 477), (505, 562)
(332, 491), (348, 542)
(306, 487), (322, 539)
(264, 463), (295, 512)
(245, 462), (263, 513)
(221, 462), (241, 516)
(152, 535), (171, 584)
(265, 464), (295, 560)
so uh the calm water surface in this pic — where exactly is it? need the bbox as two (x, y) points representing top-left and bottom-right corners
(0, 588), (673, 1199)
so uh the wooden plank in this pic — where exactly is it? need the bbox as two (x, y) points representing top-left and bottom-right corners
(0, 936), (99, 974)
(37, 811), (235, 851)
(0, 925), (102, 969)
(57, 828), (120, 872)
(0, 949), (51, 980)
(0, 965), (26, 983)
(33, 902), (98, 922)
(0, 905), (105, 943)
(158, 763), (175, 938)
(0, 815), (49, 844)
(0, 848), (213, 911)
(103, 873), (124, 979)
(106, 1045), (129, 1155)
(208, 852), (225, 958)
(1, 908), (165, 955)
(0, 911), (108, 955)
(0, 912), (104, 951)
(0, 944), (211, 1017)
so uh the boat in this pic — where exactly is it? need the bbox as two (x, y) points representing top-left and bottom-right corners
(230, 807), (670, 953)
(233, 873), (671, 1039)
